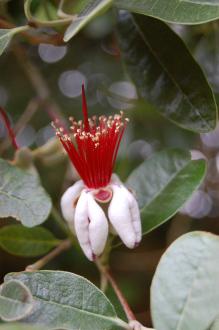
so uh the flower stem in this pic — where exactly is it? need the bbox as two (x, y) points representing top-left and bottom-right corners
(96, 260), (135, 322)
(25, 239), (71, 271)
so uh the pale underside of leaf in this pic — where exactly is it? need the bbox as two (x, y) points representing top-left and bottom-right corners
(0, 159), (52, 227)
(4, 271), (127, 330)
(64, 0), (113, 41)
(151, 232), (219, 330)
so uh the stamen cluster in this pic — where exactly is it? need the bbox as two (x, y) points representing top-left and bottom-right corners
(52, 87), (128, 189)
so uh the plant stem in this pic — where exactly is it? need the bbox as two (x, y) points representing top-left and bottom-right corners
(25, 239), (71, 271)
(96, 260), (135, 322)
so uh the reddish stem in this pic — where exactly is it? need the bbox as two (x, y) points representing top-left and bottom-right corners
(0, 107), (19, 150)
(81, 84), (89, 132)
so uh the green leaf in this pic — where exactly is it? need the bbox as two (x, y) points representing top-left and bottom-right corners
(126, 149), (206, 235)
(0, 225), (60, 257)
(64, 0), (113, 41)
(0, 26), (28, 56)
(195, 30), (219, 93)
(24, 0), (72, 26)
(0, 324), (42, 330)
(116, 12), (217, 133)
(0, 158), (52, 227)
(4, 271), (128, 330)
(115, 0), (219, 24)
(211, 316), (219, 330)
(0, 280), (34, 321)
(151, 231), (219, 330)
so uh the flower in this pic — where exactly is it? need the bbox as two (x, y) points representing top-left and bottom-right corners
(53, 85), (142, 261)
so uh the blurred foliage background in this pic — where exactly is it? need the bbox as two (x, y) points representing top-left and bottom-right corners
(1, 0), (219, 327)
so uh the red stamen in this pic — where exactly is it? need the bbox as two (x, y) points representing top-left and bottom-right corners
(81, 84), (89, 132)
(52, 87), (127, 189)
(0, 107), (19, 150)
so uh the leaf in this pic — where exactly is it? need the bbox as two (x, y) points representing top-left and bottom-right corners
(151, 231), (219, 330)
(115, 0), (219, 24)
(0, 26), (28, 56)
(116, 12), (217, 133)
(0, 280), (34, 321)
(195, 30), (219, 93)
(0, 158), (52, 227)
(64, 0), (113, 41)
(126, 149), (206, 235)
(0, 225), (60, 257)
(24, 0), (72, 26)
(4, 271), (128, 330)
(211, 316), (219, 330)
(0, 324), (42, 330)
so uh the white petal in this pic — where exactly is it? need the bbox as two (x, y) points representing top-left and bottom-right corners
(108, 184), (136, 248)
(74, 190), (93, 261)
(60, 180), (84, 223)
(74, 190), (109, 261)
(121, 186), (142, 244)
(87, 193), (108, 256)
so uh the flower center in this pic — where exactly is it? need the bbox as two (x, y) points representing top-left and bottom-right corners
(93, 187), (113, 203)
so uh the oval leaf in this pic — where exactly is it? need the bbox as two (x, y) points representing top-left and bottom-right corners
(116, 12), (217, 133)
(64, 0), (113, 41)
(126, 149), (206, 235)
(151, 231), (219, 330)
(0, 225), (60, 257)
(115, 0), (219, 24)
(4, 271), (128, 330)
(0, 280), (34, 321)
(0, 158), (52, 227)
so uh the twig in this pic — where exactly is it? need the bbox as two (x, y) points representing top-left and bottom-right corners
(25, 239), (71, 271)
(96, 260), (135, 322)
(0, 18), (64, 45)
(14, 46), (66, 124)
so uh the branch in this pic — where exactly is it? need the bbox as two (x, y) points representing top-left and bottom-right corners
(96, 260), (155, 330)
(0, 18), (64, 45)
(96, 260), (135, 321)
(25, 239), (71, 271)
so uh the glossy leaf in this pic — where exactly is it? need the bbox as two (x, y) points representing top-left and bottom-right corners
(151, 231), (219, 330)
(0, 158), (52, 227)
(195, 30), (219, 93)
(117, 12), (217, 133)
(115, 0), (219, 24)
(64, 0), (113, 41)
(0, 225), (60, 257)
(0, 280), (34, 321)
(126, 149), (206, 235)
(4, 271), (128, 330)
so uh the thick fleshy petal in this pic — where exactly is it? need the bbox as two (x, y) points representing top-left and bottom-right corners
(87, 193), (108, 256)
(122, 186), (142, 244)
(108, 184), (137, 248)
(60, 180), (84, 224)
(74, 190), (92, 260)
(74, 190), (108, 261)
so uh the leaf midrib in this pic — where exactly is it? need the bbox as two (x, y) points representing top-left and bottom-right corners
(32, 296), (122, 326)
